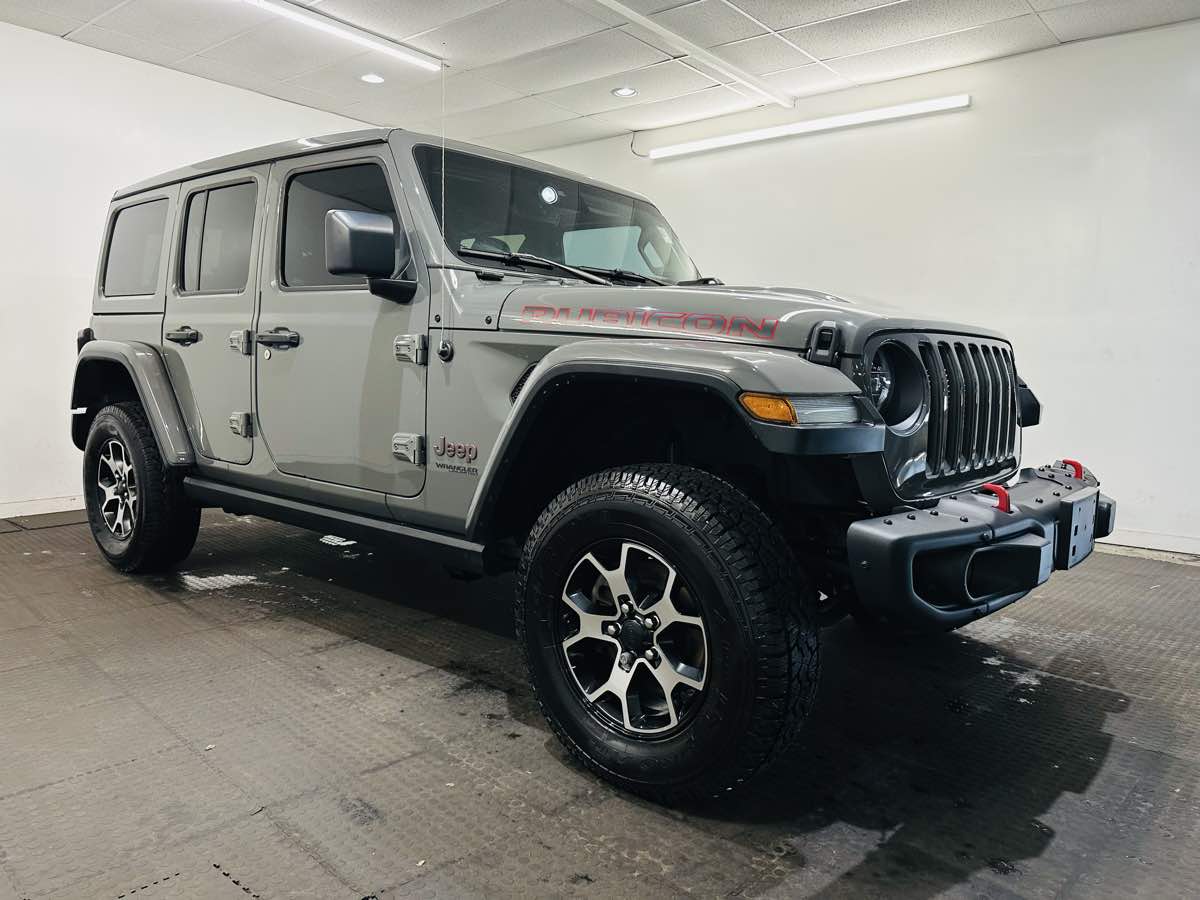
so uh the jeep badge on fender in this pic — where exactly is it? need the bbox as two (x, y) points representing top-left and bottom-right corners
(72, 127), (1114, 803)
(433, 435), (478, 462)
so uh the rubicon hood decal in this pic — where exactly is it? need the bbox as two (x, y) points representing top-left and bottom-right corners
(499, 284), (1009, 353)
(519, 303), (780, 341)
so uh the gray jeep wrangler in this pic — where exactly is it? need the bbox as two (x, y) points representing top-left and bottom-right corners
(72, 128), (1115, 801)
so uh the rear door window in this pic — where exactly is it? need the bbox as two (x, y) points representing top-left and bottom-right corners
(103, 199), (168, 296)
(180, 181), (258, 293)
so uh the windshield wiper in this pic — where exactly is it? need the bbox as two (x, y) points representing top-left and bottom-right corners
(677, 276), (724, 286)
(577, 266), (672, 286)
(457, 248), (610, 285)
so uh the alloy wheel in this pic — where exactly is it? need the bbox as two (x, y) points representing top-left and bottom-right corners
(558, 540), (707, 735)
(97, 438), (138, 539)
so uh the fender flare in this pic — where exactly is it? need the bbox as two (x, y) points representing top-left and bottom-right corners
(71, 340), (194, 465)
(464, 338), (881, 541)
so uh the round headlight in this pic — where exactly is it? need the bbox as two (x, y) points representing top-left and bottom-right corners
(867, 343), (924, 428)
(868, 349), (894, 411)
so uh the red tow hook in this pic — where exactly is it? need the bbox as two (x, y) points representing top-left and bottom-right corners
(979, 482), (1012, 513)
(1062, 458), (1085, 479)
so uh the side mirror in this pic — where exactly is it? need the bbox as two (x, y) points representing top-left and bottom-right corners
(324, 209), (416, 303)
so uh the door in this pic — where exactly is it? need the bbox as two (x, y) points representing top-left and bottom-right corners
(255, 148), (428, 498)
(163, 168), (266, 464)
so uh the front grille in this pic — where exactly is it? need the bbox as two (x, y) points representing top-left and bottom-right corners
(918, 338), (1018, 478)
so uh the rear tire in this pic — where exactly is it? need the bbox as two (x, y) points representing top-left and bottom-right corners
(83, 402), (200, 573)
(516, 464), (820, 803)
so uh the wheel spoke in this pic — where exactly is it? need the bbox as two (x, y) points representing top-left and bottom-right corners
(655, 600), (704, 631)
(597, 547), (637, 606)
(561, 588), (617, 651)
(655, 660), (705, 693)
(99, 481), (119, 505)
(586, 658), (635, 729)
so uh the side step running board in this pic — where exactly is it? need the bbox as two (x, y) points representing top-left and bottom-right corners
(182, 476), (492, 574)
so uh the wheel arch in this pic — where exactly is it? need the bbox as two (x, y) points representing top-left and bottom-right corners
(71, 341), (194, 465)
(465, 338), (864, 544)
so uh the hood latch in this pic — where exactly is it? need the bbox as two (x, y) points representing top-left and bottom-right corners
(805, 321), (842, 366)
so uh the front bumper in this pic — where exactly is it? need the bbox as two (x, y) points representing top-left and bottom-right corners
(846, 460), (1116, 631)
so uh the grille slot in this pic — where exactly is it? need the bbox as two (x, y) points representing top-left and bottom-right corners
(919, 338), (1018, 478)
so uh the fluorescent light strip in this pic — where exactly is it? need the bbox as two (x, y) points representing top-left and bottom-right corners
(648, 94), (971, 160)
(242, 0), (442, 72)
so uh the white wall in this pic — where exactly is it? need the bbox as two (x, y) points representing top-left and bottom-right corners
(0, 23), (363, 517)
(535, 21), (1200, 554)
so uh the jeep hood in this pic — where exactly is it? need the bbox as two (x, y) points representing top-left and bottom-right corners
(498, 283), (1008, 355)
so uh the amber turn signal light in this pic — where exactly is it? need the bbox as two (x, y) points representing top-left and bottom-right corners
(739, 392), (797, 424)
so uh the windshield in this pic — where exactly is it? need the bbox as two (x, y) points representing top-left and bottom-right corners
(414, 146), (699, 283)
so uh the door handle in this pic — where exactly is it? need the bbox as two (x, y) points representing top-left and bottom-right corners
(165, 326), (200, 345)
(255, 329), (301, 348)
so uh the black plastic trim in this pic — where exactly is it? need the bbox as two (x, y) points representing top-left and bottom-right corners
(846, 461), (1114, 631)
(467, 361), (880, 541)
(1017, 376), (1041, 427)
(183, 477), (492, 574)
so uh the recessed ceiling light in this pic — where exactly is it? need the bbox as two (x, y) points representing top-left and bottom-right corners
(360, 73), (385, 84)
(611, 86), (638, 98)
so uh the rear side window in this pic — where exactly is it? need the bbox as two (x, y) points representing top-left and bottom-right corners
(282, 164), (397, 288)
(180, 181), (258, 293)
(103, 199), (168, 296)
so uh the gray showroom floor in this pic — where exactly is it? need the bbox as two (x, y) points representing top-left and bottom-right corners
(0, 510), (1197, 899)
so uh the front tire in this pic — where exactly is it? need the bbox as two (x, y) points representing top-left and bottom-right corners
(83, 402), (200, 573)
(516, 464), (820, 802)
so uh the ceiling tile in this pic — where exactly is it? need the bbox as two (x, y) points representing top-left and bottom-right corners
(286, 48), (442, 102)
(313, 0), (506, 41)
(87, 0), (269, 55)
(404, 0), (610, 68)
(651, 0), (765, 47)
(828, 13), (1058, 82)
(1038, 0), (1200, 42)
(480, 116), (628, 151)
(173, 53), (289, 93)
(727, 0), (887, 31)
(712, 33), (815, 74)
(784, 0), (1032, 60)
(171, 52), (363, 120)
(0, 6), (82, 35)
(590, 84), (760, 130)
(762, 63), (852, 97)
(68, 22), (190, 65)
(537, 59), (716, 114)
(197, 18), (365, 80)
(0, 0), (116, 34)
(471, 27), (668, 94)
(401, 117), (477, 140)
(417, 95), (578, 139)
(346, 70), (521, 121)
(260, 80), (362, 116)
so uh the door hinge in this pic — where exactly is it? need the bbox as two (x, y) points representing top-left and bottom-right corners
(393, 333), (428, 365)
(391, 433), (424, 465)
(228, 329), (253, 355)
(229, 412), (253, 437)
